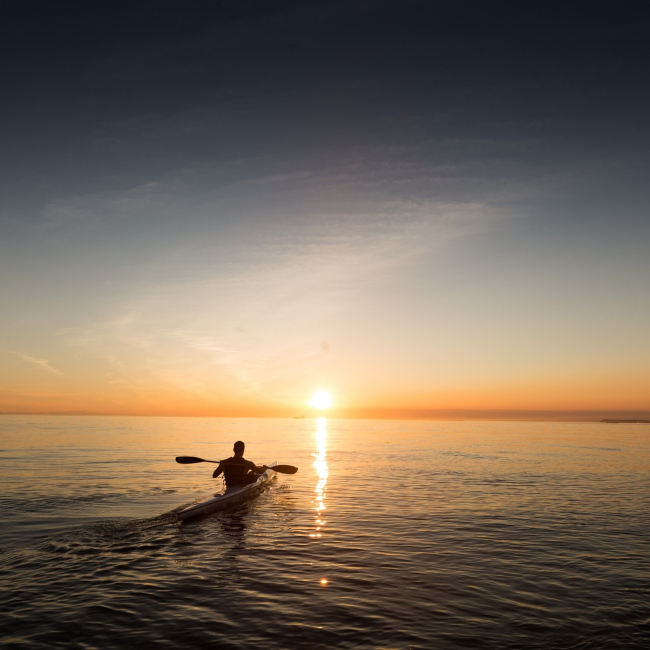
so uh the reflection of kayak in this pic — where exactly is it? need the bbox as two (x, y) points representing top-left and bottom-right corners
(178, 461), (277, 521)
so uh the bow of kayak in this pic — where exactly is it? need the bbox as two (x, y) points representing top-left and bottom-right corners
(177, 461), (277, 521)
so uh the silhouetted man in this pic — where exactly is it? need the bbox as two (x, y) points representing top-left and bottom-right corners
(213, 441), (267, 487)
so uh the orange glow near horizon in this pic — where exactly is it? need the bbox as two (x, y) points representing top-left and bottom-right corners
(2, 360), (650, 419)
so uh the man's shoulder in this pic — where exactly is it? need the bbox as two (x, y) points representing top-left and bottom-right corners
(222, 456), (253, 467)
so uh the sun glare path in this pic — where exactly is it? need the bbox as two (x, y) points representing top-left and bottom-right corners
(310, 417), (328, 541)
(309, 390), (332, 409)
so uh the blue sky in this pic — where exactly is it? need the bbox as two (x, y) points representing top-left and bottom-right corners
(1, 0), (649, 416)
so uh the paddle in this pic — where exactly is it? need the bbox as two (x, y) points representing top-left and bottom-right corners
(175, 456), (298, 474)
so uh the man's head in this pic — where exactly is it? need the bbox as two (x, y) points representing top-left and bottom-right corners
(233, 440), (245, 456)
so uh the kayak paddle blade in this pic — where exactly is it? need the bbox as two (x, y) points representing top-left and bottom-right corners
(176, 456), (207, 464)
(272, 464), (298, 474)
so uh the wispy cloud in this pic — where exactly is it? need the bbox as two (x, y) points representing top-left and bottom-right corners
(39, 181), (170, 231)
(9, 352), (63, 376)
(35, 133), (549, 411)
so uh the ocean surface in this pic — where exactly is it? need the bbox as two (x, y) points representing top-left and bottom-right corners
(0, 416), (648, 649)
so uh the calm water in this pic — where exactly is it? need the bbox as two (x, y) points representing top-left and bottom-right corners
(1, 416), (649, 649)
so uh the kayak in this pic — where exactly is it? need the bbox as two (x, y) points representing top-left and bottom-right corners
(177, 461), (277, 521)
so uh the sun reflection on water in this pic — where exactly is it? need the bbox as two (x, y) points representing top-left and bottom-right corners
(310, 416), (328, 540)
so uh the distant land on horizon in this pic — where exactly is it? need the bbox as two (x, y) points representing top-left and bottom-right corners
(2, 409), (650, 423)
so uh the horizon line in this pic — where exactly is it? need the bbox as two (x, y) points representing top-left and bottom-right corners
(1, 408), (650, 423)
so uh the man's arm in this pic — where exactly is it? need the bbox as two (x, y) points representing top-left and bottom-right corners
(249, 460), (267, 474)
(212, 462), (224, 479)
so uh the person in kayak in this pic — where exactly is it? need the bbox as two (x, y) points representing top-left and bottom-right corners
(213, 441), (268, 487)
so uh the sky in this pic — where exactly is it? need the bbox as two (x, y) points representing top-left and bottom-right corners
(1, 0), (649, 418)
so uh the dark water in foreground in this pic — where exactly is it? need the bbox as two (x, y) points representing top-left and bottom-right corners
(1, 416), (649, 649)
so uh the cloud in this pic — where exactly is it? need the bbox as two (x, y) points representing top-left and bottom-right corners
(34, 127), (548, 410)
(39, 181), (170, 231)
(9, 352), (63, 376)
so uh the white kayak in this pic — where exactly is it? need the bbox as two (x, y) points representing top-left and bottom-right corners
(177, 461), (277, 521)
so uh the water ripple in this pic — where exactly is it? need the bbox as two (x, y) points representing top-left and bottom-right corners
(1, 417), (649, 648)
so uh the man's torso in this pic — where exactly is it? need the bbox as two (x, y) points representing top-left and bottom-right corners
(222, 456), (256, 487)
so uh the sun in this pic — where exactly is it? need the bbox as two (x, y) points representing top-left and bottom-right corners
(309, 390), (333, 409)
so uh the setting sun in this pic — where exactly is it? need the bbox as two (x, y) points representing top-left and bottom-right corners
(309, 390), (333, 409)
